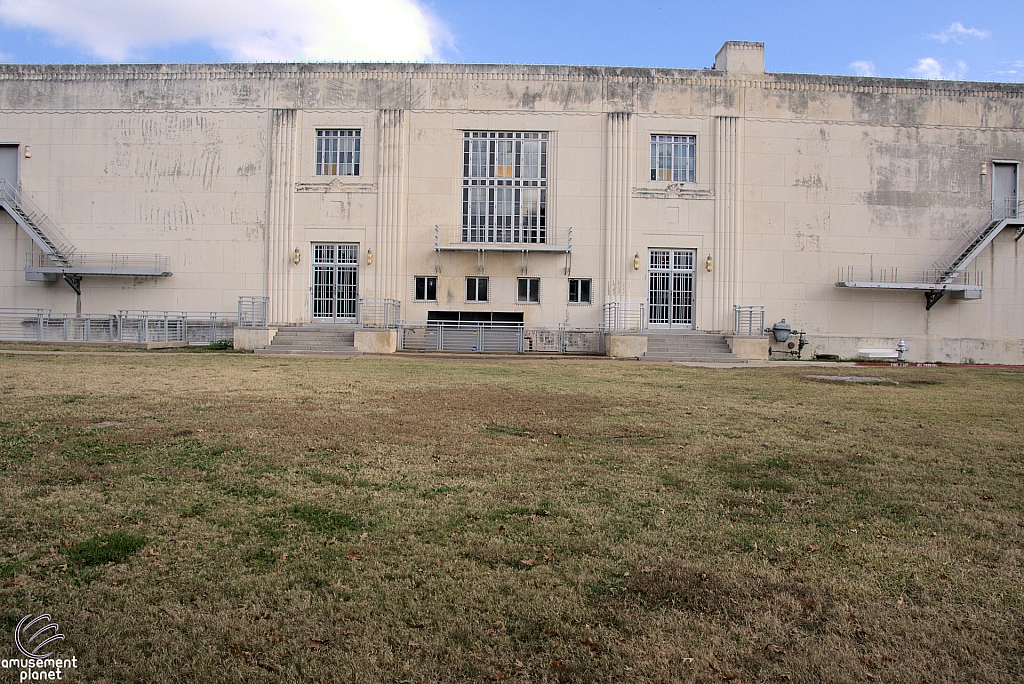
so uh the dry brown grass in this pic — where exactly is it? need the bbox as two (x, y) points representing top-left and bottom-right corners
(1, 353), (1022, 683)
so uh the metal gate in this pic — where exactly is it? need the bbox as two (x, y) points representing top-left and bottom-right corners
(400, 324), (523, 352)
(312, 244), (358, 321)
(648, 249), (695, 328)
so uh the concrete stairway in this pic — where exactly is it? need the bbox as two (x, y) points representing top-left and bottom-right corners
(642, 331), (746, 363)
(255, 324), (362, 356)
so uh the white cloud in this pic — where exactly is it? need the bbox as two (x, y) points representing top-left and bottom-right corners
(993, 60), (1024, 79)
(0, 0), (442, 62)
(929, 21), (990, 44)
(849, 61), (876, 77)
(908, 57), (968, 80)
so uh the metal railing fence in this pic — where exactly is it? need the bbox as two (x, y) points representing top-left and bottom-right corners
(733, 305), (766, 337)
(357, 298), (401, 329)
(398, 321), (605, 354)
(0, 309), (235, 344)
(603, 302), (646, 333)
(24, 251), (170, 274)
(237, 296), (269, 328)
(837, 266), (984, 288)
(434, 225), (573, 251)
(116, 311), (236, 344)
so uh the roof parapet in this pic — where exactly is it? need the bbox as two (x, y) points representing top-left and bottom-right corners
(714, 41), (765, 74)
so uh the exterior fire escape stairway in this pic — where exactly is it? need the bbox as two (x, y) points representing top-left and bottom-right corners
(836, 198), (1024, 309)
(0, 179), (171, 294)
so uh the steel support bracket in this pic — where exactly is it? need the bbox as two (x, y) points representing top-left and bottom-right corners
(62, 274), (82, 295)
(925, 290), (944, 310)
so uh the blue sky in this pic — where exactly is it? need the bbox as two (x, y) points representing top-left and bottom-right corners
(0, 1), (1020, 82)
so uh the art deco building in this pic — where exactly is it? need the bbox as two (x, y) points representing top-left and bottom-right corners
(1, 42), (1022, 362)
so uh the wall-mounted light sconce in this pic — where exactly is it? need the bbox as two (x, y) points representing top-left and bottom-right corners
(705, 254), (713, 272)
(366, 248), (374, 265)
(23, 145), (31, 159)
(980, 162), (988, 176)
(292, 247), (301, 265)
(633, 252), (640, 270)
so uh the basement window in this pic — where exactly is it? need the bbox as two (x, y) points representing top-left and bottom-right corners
(316, 129), (360, 176)
(466, 277), (489, 303)
(414, 276), (437, 302)
(568, 278), (591, 304)
(517, 278), (540, 303)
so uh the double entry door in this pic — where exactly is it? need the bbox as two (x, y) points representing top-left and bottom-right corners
(648, 249), (695, 328)
(311, 243), (358, 321)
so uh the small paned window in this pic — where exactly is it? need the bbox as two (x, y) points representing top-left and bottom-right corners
(650, 135), (695, 183)
(517, 278), (540, 303)
(317, 130), (360, 176)
(568, 278), (592, 304)
(466, 277), (489, 302)
(414, 276), (437, 302)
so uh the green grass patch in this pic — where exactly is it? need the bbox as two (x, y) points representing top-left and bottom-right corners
(67, 531), (148, 567)
(289, 504), (361, 534)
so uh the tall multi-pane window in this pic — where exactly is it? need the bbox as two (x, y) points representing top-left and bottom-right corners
(317, 130), (360, 176)
(650, 135), (695, 183)
(462, 132), (547, 244)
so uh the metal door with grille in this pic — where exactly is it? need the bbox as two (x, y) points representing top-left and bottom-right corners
(648, 249), (695, 328)
(311, 244), (358, 321)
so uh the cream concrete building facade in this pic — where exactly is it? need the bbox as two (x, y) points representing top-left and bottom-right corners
(1, 42), (1023, 362)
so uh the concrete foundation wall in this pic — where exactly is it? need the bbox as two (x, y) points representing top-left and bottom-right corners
(233, 327), (278, 351)
(607, 335), (648, 359)
(353, 329), (397, 354)
(726, 336), (770, 360)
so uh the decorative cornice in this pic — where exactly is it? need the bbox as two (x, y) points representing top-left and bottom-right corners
(633, 185), (715, 200)
(295, 180), (378, 193)
(0, 62), (1020, 100)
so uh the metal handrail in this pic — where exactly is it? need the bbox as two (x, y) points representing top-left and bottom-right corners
(837, 266), (983, 287)
(26, 251), (170, 272)
(733, 305), (765, 337)
(434, 225), (573, 249)
(933, 198), (1022, 275)
(237, 296), (269, 328)
(357, 298), (401, 329)
(0, 178), (75, 260)
(603, 302), (646, 333)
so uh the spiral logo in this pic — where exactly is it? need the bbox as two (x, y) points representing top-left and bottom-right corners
(14, 614), (65, 660)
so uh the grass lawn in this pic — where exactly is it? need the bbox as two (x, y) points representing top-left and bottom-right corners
(1, 353), (1022, 683)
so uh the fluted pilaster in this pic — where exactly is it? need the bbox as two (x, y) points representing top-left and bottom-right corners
(266, 108), (296, 324)
(712, 115), (743, 331)
(603, 112), (633, 302)
(375, 108), (406, 301)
